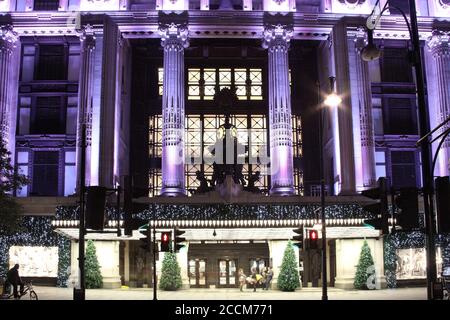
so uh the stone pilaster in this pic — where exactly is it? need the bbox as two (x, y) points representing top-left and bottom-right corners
(428, 30), (450, 176)
(332, 21), (356, 194)
(159, 23), (189, 196)
(76, 25), (96, 189)
(355, 27), (376, 188)
(263, 24), (295, 196)
(0, 25), (19, 154)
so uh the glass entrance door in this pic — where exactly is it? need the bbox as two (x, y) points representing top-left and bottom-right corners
(188, 259), (207, 288)
(218, 259), (238, 288)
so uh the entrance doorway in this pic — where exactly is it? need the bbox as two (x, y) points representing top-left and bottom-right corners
(218, 259), (238, 288)
(188, 259), (207, 288)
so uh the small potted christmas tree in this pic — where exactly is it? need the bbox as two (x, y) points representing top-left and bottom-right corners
(159, 251), (182, 291)
(354, 240), (376, 290)
(278, 241), (300, 291)
(85, 240), (103, 289)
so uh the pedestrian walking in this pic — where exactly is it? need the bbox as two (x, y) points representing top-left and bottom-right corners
(251, 267), (257, 292)
(264, 267), (274, 290)
(238, 268), (246, 292)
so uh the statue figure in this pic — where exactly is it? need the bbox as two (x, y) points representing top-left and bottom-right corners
(192, 170), (212, 194)
(244, 171), (262, 193)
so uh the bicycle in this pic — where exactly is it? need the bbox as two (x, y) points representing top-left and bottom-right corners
(1, 281), (38, 300)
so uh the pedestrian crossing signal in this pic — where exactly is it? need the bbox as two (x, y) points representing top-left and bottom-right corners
(161, 232), (171, 252)
(309, 230), (318, 249)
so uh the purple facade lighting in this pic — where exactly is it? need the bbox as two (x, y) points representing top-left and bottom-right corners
(159, 23), (189, 196)
(355, 28), (376, 188)
(263, 24), (295, 196)
(0, 25), (19, 157)
(428, 30), (450, 176)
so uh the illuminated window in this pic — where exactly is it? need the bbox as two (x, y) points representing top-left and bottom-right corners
(148, 114), (303, 196)
(158, 68), (164, 96)
(219, 68), (232, 90)
(235, 69), (247, 100)
(204, 69), (216, 100)
(292, 115), (302, 158)
(188, 69), (201, 100)
(149, 115), (162, 157)
(249, 69), (263, 100)
(158, 67), (263, 101)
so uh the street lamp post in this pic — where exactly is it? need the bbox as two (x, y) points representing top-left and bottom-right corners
(317, 77), (341, 301)
(318, 80), (328, 301)
(362, 0), (437, 299)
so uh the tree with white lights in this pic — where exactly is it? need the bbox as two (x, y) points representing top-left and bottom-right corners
(0, 139), (28, 233)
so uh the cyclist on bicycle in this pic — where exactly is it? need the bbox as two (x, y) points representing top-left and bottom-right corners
(3, 264), (24, 299)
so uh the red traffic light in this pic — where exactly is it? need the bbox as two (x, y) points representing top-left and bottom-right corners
(309, 230), (318, 240)
(160, 232), (171, 252)
(161, 232), (170, 243)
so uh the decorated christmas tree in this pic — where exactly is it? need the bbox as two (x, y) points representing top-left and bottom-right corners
(159, 251), (182, 291)
(277, 241), (300, 291)
(85, 240), (103, 289)
(354, 240), (376, 290)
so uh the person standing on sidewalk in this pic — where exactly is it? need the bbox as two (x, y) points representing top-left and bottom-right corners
(264, 267), (274, 290)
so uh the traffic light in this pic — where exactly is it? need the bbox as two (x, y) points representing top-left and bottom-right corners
(139, 224), (151, 252)
(160, 231), (171, 252)
(361, 177), (389, 234)
(395, 187), (419, 231)
(292, 228), (303, 249)
(85, 186), (107, 230)
(308, 230), (318, 249)
(436, 176), (450, 234)
(174, 228), (186, 253)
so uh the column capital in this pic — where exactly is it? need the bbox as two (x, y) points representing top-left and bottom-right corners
(262, 24), (293, 50)
(0, 25), (19, 53)
(354, 26), (367, 50)
(159, 23), (189, 50)
(427, 29), (450, 57)
(78, 24), (96, 51)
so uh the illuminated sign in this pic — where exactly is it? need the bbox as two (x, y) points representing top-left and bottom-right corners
(9, 246), (59, 277)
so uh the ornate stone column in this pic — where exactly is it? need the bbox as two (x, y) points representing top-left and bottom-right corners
(332, 21), (356, 194)
(263, 24), (295, 196)
(76, 25), (96, 189)
(355, 28), (377, 188)
(159, 23), (189, 196)
(428, 29), (450, 176)
(0, 25), (19, 152)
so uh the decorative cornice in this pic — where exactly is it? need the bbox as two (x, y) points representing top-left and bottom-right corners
(428, 29), (450, 57)
(262, 24), (293, 50)
(159, 22), (189, 49)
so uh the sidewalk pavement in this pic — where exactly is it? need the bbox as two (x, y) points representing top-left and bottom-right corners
(21, 286), (427, 300)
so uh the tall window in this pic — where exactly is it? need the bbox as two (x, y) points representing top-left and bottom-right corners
(32, 151), (59, 196)
(381, 47), (413, 83)
(36, 45), (66, 80)
(31, 97), (65, 134)
(390, 151), (417, 188)
(383, 98), (417, 135)
(34, 0), (60, 11)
